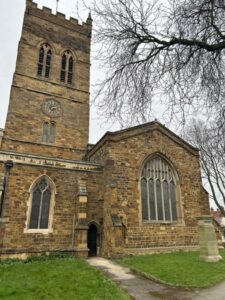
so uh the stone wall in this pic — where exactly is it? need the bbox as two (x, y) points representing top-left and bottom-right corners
(2, 0), (92, 160)
(0, 1), (210, 258)
(88, 123), (210, 256)
(0, 152), (103, 255)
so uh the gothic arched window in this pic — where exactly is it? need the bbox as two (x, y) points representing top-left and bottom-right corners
(60, 50), (74, 84)
(37, 44), (52, 78)
(141, 155), (178, 223)
(29, 178), (52, 229)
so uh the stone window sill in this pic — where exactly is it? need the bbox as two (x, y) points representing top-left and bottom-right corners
(23, 228), (53, 235)
(142, 221), (182, 226)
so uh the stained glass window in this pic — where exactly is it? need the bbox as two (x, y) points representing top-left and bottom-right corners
(141, 155), (178, 222)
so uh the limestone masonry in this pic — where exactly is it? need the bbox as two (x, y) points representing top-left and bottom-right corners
(0, 0), (209, 258)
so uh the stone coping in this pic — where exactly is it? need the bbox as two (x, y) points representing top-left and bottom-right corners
(88, 121), (199, 158)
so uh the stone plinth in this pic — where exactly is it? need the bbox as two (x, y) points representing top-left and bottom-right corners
(0, 221), (5, 249)
(198, 215), (222, 262)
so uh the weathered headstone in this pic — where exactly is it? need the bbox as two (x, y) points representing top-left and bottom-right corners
(198, 215), (222, 262)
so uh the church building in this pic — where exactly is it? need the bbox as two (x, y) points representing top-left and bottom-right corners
(0, 0), (209, 258)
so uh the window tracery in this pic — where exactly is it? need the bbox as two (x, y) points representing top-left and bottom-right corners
(29, 178), (52, 229)
(141, 155), (178, 222)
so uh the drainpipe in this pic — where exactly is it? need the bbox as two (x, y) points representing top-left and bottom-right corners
(0, 160), (14, 219)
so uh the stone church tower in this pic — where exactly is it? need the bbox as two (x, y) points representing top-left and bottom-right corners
(0, 0), (210, 259)
(2, 0), (92, 160)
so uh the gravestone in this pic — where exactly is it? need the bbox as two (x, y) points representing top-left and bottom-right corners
(198, 215), (222, 262)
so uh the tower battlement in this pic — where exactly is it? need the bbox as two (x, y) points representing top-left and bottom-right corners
(26, 0), (92, 35)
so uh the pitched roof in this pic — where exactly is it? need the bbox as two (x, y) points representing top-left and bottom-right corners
(88, 120), (199, 157)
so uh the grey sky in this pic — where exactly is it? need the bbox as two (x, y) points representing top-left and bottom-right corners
(0, 0), (120, 143)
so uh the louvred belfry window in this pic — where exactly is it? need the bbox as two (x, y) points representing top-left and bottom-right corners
(60, 50), (74, 84)
(141, 155), (178, 223)
(29, 179), (51, 229)
(45, 49), (52, 78)
(37, 44), (52, 78)
(37, 47), (44, 76)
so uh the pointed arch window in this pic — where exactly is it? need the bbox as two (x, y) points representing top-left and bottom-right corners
(141, 155), (179, 223)
(60, 50), (74, 84)
(42, 122), (56, 144)
(37, 43), (52, 78)
(29, 178), (51, 229)
(25, 176), (56, 233)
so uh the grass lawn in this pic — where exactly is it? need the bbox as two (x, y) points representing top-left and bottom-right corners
(119, 250), (225, 288)
(0, 257), (130, 300)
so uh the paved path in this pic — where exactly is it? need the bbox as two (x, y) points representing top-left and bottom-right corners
(87, 257), (225, 300)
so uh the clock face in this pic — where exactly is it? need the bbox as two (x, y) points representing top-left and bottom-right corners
(42, 99), (62, 118)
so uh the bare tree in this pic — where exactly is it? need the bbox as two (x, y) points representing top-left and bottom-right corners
(184, 120), (225, 215)
(90, 0), (225, 126)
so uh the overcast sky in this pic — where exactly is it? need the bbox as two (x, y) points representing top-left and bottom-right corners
(0, 0), (120, 144)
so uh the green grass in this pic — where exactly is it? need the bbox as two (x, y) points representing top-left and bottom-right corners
(0, 257), (130, 300)
(119, 250), (225, 288)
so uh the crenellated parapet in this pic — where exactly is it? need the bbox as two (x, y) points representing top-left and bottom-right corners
(26, 0), (92, 36)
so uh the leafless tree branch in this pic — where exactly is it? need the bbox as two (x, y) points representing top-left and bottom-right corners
(89, 0), (225, 128)
(184, 119), (225, 216)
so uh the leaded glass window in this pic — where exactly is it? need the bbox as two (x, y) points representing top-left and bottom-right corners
(60, 50), (74, 84)
(29, 179), (51, 229)
(37, 44), (52, 78)
(141, 155), (178, 222)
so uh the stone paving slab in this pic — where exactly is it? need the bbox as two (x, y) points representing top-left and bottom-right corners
(87, 257), (225, 300)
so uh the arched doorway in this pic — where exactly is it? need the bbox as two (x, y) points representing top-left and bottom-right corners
(87, 224), (97, 257)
